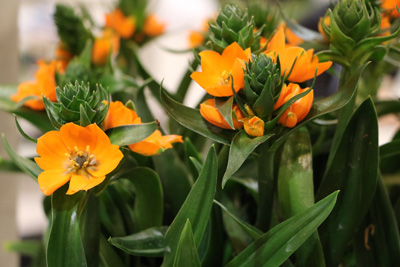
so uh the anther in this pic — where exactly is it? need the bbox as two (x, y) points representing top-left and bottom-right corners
(83, 161), (89, 168)
(77, 151), (84, 156)
(86, 145), (90, 152)
(65, 153), (71, 158)
(74, 146), (79, 152)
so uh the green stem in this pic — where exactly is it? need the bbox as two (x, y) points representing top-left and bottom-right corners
(256, 142), (276, 232)
(327, 66), (357, 167)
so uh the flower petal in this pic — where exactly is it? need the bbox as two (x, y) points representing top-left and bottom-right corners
(38, 169), (71, 196)
(67, 174), (106, 195)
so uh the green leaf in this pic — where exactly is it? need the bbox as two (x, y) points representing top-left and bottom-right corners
(106, 122), (157, 146)
(4, 240), (42, 256)
(380, 140), (400, 159)
(1, 134), (41, 180)
(316, 98), (379, 265)
(14, 115), (37, 143)
(109, 226), (168, 257)
(215, 96), (235, 130)
(99, 235), (125, 267)
(222, 130), (274, 188)
(173, 220), (201, 267)
(226, 191), (339, 267)
(161, 86), (235, 145)
(47, 185), (87, 267)
(184, 137), (203, 179)
(162, 146), (218, 266)
(374, 100), (400, 117)
(270, 63), (368, 151)
(214, 199), (262, 240)
(0, 156), (20, 172)
(122, 167), (164, 231)
(277, 127), (325, 267)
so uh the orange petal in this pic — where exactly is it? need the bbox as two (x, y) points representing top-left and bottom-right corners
(267, 27), (286, 52)
(67, 174), (106, 194)
(38, 169), (71, 196)
(200, 99), (244, 129)
(88, 146), (123, 177)
(242, 116), (265, 137)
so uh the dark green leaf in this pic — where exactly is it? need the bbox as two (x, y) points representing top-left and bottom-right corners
(375, 100), (400, 117)
(380, 140), (400, 159)
(222, 130), (274, 188)
(161, 86), (235, 145)
(1, 134), (41, 180)
(47, 186), (87, 267)
(215, 96), (235, 130)
(317, 98), (379, 265)
(109, 226), (168, 257)
(106, 122), (157, 146)
(99, 235), (125, 267)
(226, 191), (339, 267)
(184, 137), (203, 179)
(173, 220), (201, 267)
(162, 146), (218, 266)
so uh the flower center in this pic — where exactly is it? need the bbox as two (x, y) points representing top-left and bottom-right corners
(218, 70), (231, 85)
(65, 146), (97, 178)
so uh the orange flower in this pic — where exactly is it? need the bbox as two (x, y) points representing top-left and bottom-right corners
(199, 98), (244, 129)
(103, 101), (141, 130)
(191, 42), (251, 97)
(379, 14), (391, 37)
(34, 123), (123, 195)
(241, 116), (264, 137)
(318, 16), (331, 42)
(274, 83), (313, 128)
(129, 130), (183, 156)
(382, 0), (400, 18)
(265, 27), (332, 83)
(188, 19), (210, 48)
(105, 8), (136, 38)
(92, 29), (120, 66)
(103, 101), (183, 156)
(143, 14), (166, 37)
(11, 60), (59, 110)
(278, 23), (303, 47)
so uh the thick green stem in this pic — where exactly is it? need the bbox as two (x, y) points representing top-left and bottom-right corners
(256, 142), (276, 232)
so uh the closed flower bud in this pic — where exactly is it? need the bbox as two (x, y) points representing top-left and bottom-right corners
(243, 54), (281, 119)
(44, 81), (109, 129)
(241, 116), (265, 137)
(274, 83), (313, 128)
(200, 99), (244, 130)
(208, 4), (261, 53)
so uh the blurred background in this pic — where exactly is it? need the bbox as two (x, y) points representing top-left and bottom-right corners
(1, 0), (399, 266)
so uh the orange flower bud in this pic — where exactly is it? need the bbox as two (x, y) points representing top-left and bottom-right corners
(92, 30), (120, 66)
(274, 83), (313, 128)
(191, 42), (251, 97)
(143, 14), (166, 37)
(103, 101), (141, 130)
(241, 116), (265, 137)
(199, 99), (244, 130)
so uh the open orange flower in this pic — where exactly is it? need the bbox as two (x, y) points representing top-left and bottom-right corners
(105, 8), (136, 38)
(241, 116), (265, 137)
(382, 0), (400, 18)
(11, 60), (59, 110)
(191, 42), (251, 97)
(103, 101), (183, 156)
(274, 83), (313, 128)
(143, 14), (166, 37)
(264, 27), (332, 83)
(199, 98), (244, 129)
(34, 123), (123, 195)
(92, 29), (120, 66)
(188, 19), (210, 48)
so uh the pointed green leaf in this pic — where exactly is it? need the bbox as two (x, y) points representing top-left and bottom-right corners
(99, 235), (125, 267)
(161, 86), (235, 144)
(222, 130), (274, 188)
(173, 220), (201, 267)
(162, 146), (218, 266)
(226, 191), (339, 267)
(380, 140), (400, 159)
(79, 105), (91, 127)
(184, 137), (203, 179)
(215, 96), (235, 129)
(14, 115), (37, 143)
(1, 134), (41, 180)
(79, 40), (93, 69)
(47, 185), (87, 267)
(316, 98), (379, 265)
(109, 226), (168, 257)
(106, 122), (157, 146)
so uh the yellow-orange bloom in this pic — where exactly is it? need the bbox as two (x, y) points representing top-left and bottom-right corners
(188, 19), (210, 48)
(103, 101), (141, 130)
(382, 0), (400, 18)
(129, 130), (183, 156)
(105, 8), (136, 38)
(11, 60), (59, 110)
(265, 27), (332, 83)
(241, 116), (264, 137)
(278, 23), (303, 47)
(199, 98), (244, 129)
(92, 29), (120, 66)
(274, 83), (313, 128)
(103, 101), (183, 156)
(191, 42), (251, 97)
(34, 123), (123, 195)
(143, 14), (166, 37)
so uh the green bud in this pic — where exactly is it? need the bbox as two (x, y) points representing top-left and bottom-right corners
(44, 81), (109, 129)
(207, 4), (262, 53)
(243, 54), (282, 119)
